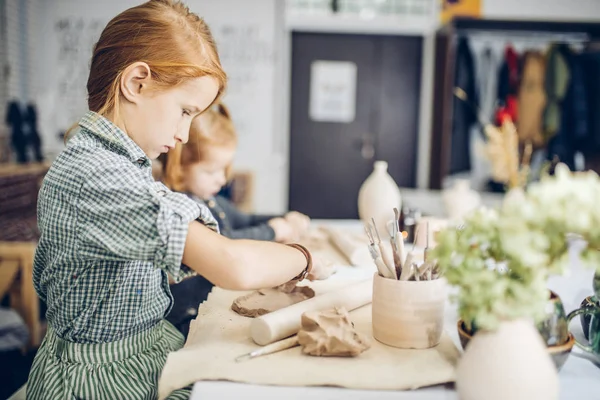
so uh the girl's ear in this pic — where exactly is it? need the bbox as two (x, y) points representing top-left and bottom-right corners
(217, 103), (231, 119)
(120, 62), (152, 104)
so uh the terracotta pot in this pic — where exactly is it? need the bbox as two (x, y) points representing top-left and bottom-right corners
(371, 273), (446, 349)
(456, 319), (559, 400)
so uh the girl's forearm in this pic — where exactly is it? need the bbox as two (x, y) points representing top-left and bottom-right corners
(182, 221), (307, 290)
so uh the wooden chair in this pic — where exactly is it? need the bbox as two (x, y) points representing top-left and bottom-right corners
(0, 242), (39, 348)
(229, 170), (255, 213)
(0, 162), (50, 349)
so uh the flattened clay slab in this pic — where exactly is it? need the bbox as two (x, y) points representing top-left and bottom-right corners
(231, 286), (315, 318)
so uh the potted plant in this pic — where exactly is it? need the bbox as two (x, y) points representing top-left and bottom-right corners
(431, 165), (600, 400)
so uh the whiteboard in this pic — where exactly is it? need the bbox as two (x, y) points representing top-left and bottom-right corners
(33, 0), (284, 213)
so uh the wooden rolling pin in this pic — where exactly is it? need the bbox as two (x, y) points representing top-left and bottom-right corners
(250, 279), (373, 345)
(319, 226), (372, 266)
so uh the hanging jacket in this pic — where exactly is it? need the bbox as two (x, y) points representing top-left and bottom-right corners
(495, 45), (520, 126)
(543, 44), (571, 142)
(450, 37), (477, 174)
(580, 50), (600, 156)
(517, 51), (547, 148)
(5, 101), (28, 163)
(546, 45), (589, 170)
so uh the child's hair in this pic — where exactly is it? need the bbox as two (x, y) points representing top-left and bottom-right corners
(86, 0), (227, 125)
(161, 103), (237, 192)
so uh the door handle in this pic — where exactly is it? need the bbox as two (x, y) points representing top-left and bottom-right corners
(359, 133), (375, 160)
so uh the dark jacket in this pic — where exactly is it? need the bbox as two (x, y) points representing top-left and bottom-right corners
(201, 195), (277, 241)
(546, 45), (589, 170)
(166, 194), (281, 337)
(450, 37), (477, 174)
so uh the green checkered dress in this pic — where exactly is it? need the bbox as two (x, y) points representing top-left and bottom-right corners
(26, 111), (218, 399)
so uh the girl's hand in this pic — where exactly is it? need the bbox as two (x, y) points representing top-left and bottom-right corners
(285, 211), (311, 237)
(268, 217), (298, 243)
(307, 256), (336, 281)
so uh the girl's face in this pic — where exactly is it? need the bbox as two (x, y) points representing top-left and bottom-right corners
(184, 145), (236, 199)
(118, 63), (220, 160)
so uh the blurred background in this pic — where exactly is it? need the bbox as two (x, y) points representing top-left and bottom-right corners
(0, 0), (599, 397)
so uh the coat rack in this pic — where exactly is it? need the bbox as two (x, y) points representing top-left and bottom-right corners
(428, 18), (600, 190)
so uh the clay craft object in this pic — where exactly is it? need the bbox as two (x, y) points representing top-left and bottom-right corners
(251, 279), (373, 345)
(298, 307), (370, 357)
(232, 285), (316, 318)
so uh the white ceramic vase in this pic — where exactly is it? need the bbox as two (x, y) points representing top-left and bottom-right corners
(442, 179), (481, 221)
(358, 161), (401, 235)
(456, 319), (559, 400)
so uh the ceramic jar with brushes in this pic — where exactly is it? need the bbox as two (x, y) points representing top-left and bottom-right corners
(365, 212), (447, 349)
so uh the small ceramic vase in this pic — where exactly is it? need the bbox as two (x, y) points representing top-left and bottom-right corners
(358, 160), (401, 235)
(456, 319), (559, 400)
(441, 179), (481, 221)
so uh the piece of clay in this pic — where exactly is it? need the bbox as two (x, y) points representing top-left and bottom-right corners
(231, 285), (315, 318)
(297, 307), (370, 357)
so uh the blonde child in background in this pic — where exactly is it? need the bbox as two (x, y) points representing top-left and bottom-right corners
(160, 103), (313, 335)
(26, 1), (326, 399)
(161, 103), (311, 243)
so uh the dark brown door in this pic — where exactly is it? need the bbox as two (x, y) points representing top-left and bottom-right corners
(289, 32), (422, 219)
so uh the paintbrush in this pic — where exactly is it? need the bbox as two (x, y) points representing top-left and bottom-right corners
(424, 221), (430, 264)
(393, 207), (406, 278)
(235, 336), (299, 362)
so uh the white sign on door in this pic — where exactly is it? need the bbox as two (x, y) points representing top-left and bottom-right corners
(309, 60), (357, 123)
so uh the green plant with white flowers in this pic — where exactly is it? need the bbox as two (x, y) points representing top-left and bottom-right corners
(432, 164), (600, 332)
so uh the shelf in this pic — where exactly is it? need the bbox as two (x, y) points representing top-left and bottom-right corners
(285, 12), (439, 35)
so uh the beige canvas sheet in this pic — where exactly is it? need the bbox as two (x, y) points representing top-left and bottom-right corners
(158, 279), (459, 400)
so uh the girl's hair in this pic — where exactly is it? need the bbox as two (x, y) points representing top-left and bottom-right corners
(87, 0), (227, 124)
(161, 103), (237, 192)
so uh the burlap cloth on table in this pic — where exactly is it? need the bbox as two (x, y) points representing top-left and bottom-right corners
(158, 279), (460, 399)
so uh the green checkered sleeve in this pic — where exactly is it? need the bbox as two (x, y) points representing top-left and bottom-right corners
(77, 162), (205, 281)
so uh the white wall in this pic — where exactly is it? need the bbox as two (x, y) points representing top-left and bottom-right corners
(29, 0), (286, 214)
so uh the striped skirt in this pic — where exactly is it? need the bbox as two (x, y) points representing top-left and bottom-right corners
(26, 320), (191, 399)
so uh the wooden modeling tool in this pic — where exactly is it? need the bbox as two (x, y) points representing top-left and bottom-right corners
(365, 225), (395, 279)
(371, 218), (395, 275)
